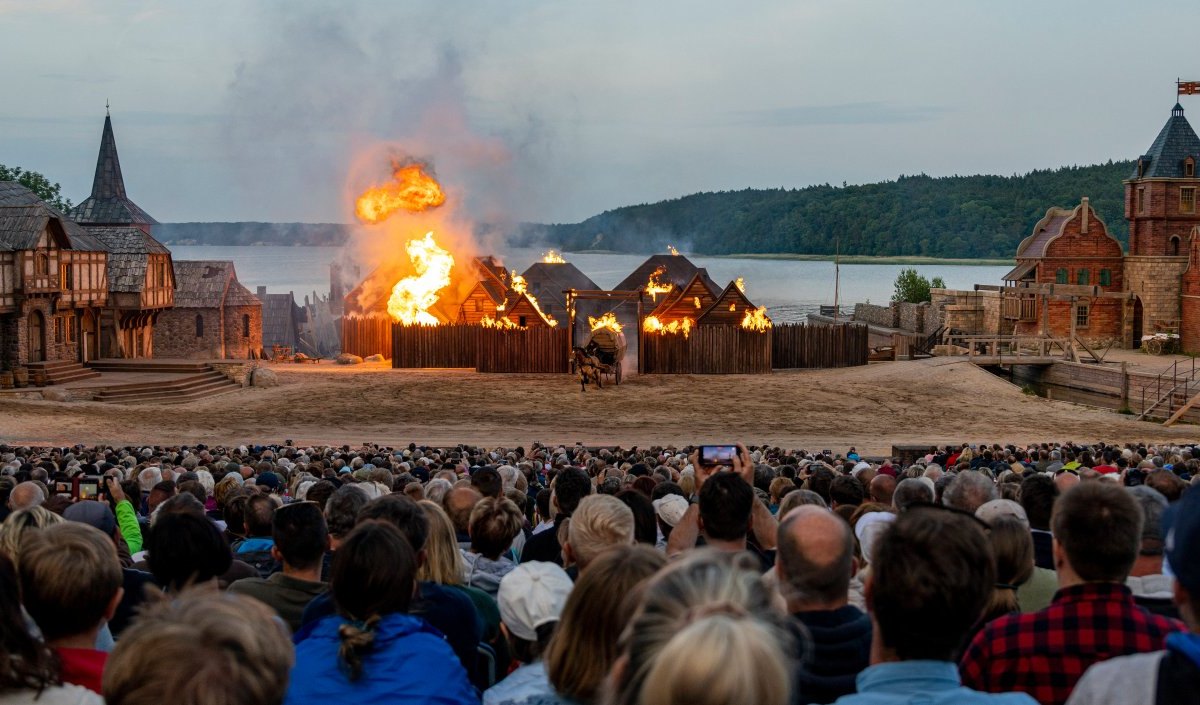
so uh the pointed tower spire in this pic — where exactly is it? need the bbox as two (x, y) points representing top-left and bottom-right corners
(90, 114), (128, 200)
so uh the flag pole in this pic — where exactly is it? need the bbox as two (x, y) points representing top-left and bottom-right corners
(833, 234), (841, 324)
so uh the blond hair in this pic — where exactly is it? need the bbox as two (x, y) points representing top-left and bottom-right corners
(607, 549), (794, 705)
(546, 545), (665, 704)
(417, 500), (464, 585)
(103, 590), (293, 705)
(568, 495), (635, 572)
(0, 506), (64, 569)
(19, 522), (122, 641)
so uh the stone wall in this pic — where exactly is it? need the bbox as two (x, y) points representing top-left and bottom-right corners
(0, 300), (89, 368)
(154, 305), (264, 359)
(210, 361), (256, 386)
(897, 302), (929, 333)
(853, 303), (895, 328)
(1124, 255), (1188, 344)
(931, 289), (1004, 336)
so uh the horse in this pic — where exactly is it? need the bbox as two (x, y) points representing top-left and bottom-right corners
(572, 346), (604, 392)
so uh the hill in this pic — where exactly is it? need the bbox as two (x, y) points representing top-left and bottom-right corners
(515, 161), (1134, 259)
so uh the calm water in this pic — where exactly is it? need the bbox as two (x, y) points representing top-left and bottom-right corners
(171, 245), (1012, 323)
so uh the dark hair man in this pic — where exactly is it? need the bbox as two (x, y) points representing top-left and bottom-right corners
(1067, 482), (1200, 704)
(228, 501), (328, 632)
(834, 507), (1035, 704)
(1019, 473), (1058, 570)
(961, 483), (1185, 705)
(519, 467), (591, 566)
(233, 494), (278, 578)
(776, 505), (870, 703)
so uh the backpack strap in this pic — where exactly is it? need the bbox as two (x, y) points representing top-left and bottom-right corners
(1156, 649), (1200, 705)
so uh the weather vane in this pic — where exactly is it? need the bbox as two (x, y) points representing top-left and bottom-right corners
(106, 99), (110, 117)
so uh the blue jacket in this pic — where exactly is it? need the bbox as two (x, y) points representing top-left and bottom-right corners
(284, 613), (479, 705)
(833, 661), (1036, 705)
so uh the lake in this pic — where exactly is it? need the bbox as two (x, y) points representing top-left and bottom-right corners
(170, 245), (1012, 323)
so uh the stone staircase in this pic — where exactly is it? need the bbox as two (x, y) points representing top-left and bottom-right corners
(85, 360), (242, 404)
(25, 360), (101, 385)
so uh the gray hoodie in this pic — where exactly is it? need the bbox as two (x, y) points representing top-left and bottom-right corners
(461, 550), (516, 597)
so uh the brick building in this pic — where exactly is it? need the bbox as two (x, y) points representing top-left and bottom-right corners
(154, 260), (262, 359)
(1000, 101), (1200, 350)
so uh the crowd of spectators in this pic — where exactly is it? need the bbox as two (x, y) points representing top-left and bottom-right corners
(1, 439), (1199, 705)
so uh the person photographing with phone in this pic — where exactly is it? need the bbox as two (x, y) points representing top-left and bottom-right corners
(666, 443), (779, 571)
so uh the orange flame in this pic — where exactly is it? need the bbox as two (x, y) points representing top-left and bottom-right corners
(643, 315), (692, 338)
(386, 232), (454, 325)
(646, 265), (673, 302)
(509, 271), (558, 327)
(588, 312), (623, 333)
(667, 245), (680, 256)
(542, 250), (566, 264)
(355, 162), (447, 224)
(740, 306), (772, 332)
(735, 277), (746, 293)
(481, 314), (519, 329)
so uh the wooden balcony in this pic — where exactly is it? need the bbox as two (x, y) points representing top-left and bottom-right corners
(1002, 295), (1038, 322)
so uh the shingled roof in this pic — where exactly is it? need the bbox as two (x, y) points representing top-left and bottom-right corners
(520, 261), (599, 319)
(0, 182), (107, 252)
(69, 115), (157, 228)
(1132, 104), (1200, 179)
(259, 291), (306, 348)
(612, 254), (719, 296)
(171, 260), (261, 309)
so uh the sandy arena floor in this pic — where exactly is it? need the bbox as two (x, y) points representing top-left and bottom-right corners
(2, 358), (1198, 454)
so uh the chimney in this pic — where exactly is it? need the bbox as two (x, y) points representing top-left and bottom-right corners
(1081, 197), (1090, 234)
(257, 286), (267, 297)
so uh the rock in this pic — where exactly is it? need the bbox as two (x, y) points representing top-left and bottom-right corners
(40, 388), (70, 402)
(250, 367), (279, 388)
(336, 353), (364, 365)
(364, 354), (385, 362)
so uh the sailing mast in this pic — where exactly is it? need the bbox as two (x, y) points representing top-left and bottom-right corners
(832, 234), (840, 323)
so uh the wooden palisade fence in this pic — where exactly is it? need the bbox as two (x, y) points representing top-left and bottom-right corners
(389, 323), (569, 373)
(341, 315), (392, 360)
(772, 323), (868, 369)
(642, 327), (773, 374)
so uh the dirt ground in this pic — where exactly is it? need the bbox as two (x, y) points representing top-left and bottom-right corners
(2, 358), (1198, 455)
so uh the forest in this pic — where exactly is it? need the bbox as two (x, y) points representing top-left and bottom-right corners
(517, 161), (1134, 259)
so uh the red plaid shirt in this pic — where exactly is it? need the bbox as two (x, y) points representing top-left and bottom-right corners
(959, 581), (1185, 705)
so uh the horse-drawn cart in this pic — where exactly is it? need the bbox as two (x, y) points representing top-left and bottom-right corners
(584, 325), (626, 385)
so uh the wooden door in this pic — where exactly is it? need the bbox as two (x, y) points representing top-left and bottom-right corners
(81, 311), (97, 362)
(28, 310), (44, 362)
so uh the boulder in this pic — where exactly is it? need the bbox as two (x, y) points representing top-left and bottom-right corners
(336, 353), (364, 365)
(40, 388), (71, 402)
(250, 367), (279, 388)
(364, 354), (386, 362)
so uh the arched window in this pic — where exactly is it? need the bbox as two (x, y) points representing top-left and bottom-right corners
(1171, 236), (1182, 256)
(195, 315), (204, 338)
(242, 314), (251, 338)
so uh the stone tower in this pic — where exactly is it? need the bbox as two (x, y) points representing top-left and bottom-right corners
(1123, 103), (1200, 342)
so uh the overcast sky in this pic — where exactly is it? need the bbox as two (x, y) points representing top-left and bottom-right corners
(1, 0), (1197, 225)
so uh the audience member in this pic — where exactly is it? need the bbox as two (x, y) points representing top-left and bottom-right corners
(229, 501), (329, 632)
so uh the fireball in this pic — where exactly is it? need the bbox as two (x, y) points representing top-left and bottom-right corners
(386, 232), (454, 325)
(355, 162), (446, 224)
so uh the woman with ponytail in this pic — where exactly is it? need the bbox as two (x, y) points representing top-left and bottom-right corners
(283, 520), (477, 705)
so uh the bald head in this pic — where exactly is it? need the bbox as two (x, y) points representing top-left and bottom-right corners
(869, 474), (896, 505)
(776, 505), (855, 611)
(443, 486), (483, 535)
(9, 482), (45, 511)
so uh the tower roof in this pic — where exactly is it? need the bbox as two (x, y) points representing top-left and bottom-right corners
(1132, 103), (1200, 179)
(70, 114), (157, 228)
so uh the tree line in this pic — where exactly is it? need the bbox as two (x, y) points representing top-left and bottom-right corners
(517, 161), (1134, 259)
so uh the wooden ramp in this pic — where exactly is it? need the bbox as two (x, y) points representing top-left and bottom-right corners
(1165, 388), (1200, 426)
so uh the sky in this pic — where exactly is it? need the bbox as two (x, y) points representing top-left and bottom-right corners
(1, 0), (1198, 225)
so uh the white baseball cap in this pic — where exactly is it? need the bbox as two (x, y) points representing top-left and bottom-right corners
(498, 562), (574, 641)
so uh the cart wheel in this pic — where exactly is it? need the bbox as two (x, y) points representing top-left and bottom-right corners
(1146, 339), (1163, 355)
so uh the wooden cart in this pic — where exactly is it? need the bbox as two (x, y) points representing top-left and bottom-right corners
(583, 326), (627, 384)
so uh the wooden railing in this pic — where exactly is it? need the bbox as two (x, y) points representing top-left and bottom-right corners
(943, 334), (1073, 361)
